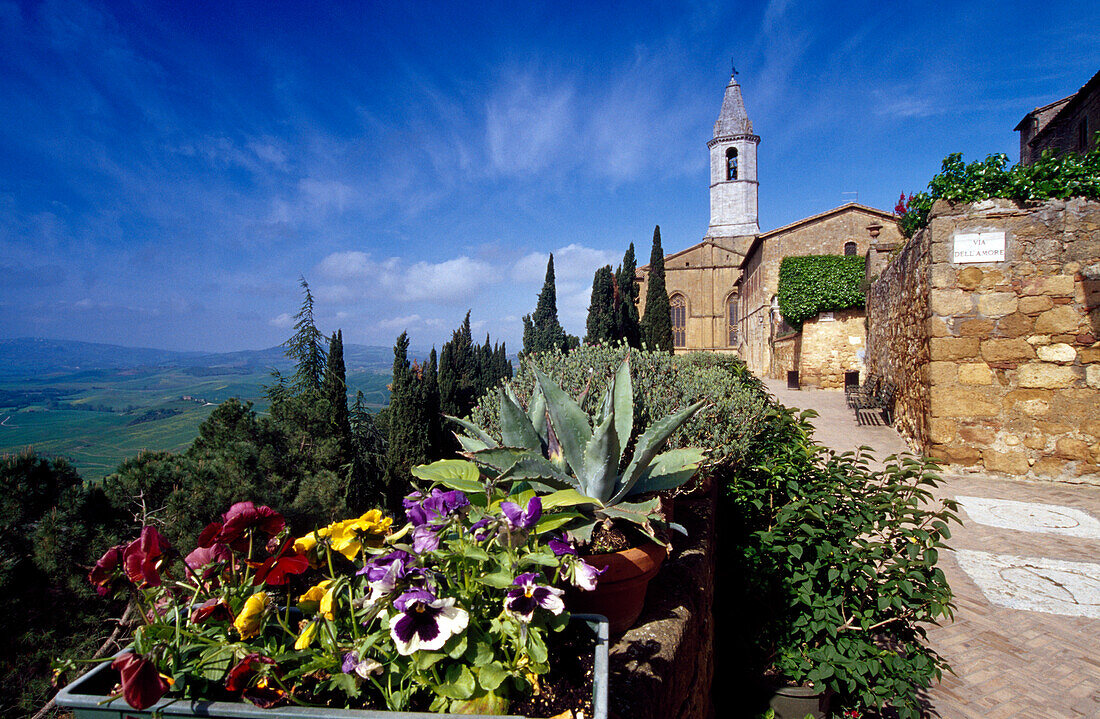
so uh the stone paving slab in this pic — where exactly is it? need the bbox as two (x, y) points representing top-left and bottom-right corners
(761, 380), (1100, 718)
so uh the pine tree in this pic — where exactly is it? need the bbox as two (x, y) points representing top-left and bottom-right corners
(424, 348), (443, 459)
(439, 311), (477, 417)
(321, 330), (352, 459)
(522, 253), (569, 355)
(615, 243), (641, 348)
(641, 226), (674, 353)
(584, 264), (616, 344)
(285, 277), (327, 392)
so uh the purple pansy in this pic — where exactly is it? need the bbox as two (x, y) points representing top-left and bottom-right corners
(468, 517), (492, 541)
(411, 525), (440, 554)
(389, 589), (469, 655)
(356, 550), (417, 593)
(563, 557), (603, 591)
(403, 489), (469, 527)
(500, 497), (542, 530)
(548, 536), (575, 556)
(341, 651), (382, 678)
(504, 572), (564, 622)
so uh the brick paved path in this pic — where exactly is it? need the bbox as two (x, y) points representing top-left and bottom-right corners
(762, 380), (1100, 718)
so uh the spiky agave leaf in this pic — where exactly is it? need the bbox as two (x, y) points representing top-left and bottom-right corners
(499, 386), (542, 451)
(628, 448), (706, 495)
(582, 402), (620, 502)
(610, 400), (706, 504)
(527, 381), (548, 446)
(532, 365), (593, 477)
(611, 357), (634, 465)
(446, 415), (499, 450)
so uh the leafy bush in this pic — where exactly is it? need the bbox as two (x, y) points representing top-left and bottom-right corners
(776, 256), (865, 330)
(468, 344), (771, 467)
(896, 132), (1100, 238)
(725, 407), (958, 718)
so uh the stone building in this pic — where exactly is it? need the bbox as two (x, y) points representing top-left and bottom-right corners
(1015, 69), (1099, 164)
(636, 72), (902, 385)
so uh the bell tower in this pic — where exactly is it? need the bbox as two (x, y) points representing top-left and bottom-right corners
(706, 70), (759, 237)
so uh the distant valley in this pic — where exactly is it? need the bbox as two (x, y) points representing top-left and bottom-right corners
(0, 338), (414, 482)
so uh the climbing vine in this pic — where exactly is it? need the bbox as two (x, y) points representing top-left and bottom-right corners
(896, 131), (1100, 238)
(777, 255), (865, 329)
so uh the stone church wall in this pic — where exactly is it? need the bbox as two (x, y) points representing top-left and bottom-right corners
(770, 334), (798, 380)
(869, 198), (1100, 482)
(866, 226), (932, 449)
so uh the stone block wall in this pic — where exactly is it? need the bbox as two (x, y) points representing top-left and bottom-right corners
(798, 309), (866, 389)
(769, 334), (798, 380)
(866, 229), (931, 448)
(871, 198), (1100, 481)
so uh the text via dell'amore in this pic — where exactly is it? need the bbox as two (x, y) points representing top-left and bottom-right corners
(952, 231), (1006, 264)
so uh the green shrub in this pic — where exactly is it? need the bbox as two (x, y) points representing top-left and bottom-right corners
(776, 255), (865, 330)
(896, 132), (1100, 238)
(468, 344), (770, 467)
(725, 406), (958, 718)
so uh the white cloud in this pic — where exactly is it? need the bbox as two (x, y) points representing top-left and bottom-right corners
(378, 314), (422, 329)
(485, 75), (576, 177)
(314, 252), (497, 305)
(511, 243), (619, 285)
(269, 312), (293, 328)
(299, 177), (355, 212)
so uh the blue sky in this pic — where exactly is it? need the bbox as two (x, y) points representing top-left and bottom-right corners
(1, 0), (1097, 354)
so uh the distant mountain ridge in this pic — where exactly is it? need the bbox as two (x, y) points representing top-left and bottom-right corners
(0, 337), (418, 376)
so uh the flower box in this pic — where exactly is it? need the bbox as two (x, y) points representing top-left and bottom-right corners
(55, 615), (609, 719)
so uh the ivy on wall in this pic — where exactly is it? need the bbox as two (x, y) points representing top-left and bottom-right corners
(777, 255), (865, 329)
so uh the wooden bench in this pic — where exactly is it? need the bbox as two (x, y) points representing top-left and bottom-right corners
(846, 373), (879, 408)
(853, 379), (897, 425)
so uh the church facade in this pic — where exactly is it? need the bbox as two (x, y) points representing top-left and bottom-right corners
(637, 72), (903, 386)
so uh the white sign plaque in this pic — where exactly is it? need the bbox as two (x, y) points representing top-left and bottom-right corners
(952, 231), (1005, 263)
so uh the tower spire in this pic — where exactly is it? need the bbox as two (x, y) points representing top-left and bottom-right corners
(706, 70), (760, 238)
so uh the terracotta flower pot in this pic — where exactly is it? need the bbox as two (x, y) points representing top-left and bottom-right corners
(566, 541), (667, 634)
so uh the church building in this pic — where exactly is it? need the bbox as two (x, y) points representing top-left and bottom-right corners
(637, 71), (903, 387)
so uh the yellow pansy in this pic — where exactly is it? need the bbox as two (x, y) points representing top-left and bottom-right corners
(319, 584), (336, 621)
(297, 580), (333, 614)
(293, 620), (319, 650)
(325, 511), (393, 560)
(233, 591), (269, 639)
(292, 532), (319, 554)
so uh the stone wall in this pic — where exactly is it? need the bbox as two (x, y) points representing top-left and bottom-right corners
(871, 198), (1100, 482)
(769, 334), (798, 380)
(610, 480), (715, 719)
(866, 227), (932, 449)
(797, 309), (866, 389)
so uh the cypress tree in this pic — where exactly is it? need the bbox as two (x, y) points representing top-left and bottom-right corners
(384, 332), (430, 510)
(641, 225), (674, 353)
(584, 264), (616, 344)
(615, 243), (641, 348)
(522, 253), (569, 355)
(286, 277), (327, 392)
(321, 330), (352, 458)
(424, 348), (443, 459)
(439, 311), (476, 417)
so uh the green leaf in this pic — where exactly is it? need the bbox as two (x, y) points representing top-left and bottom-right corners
(541, 488), (600, 509)
(611, 357), (634, 463)
(500, 386), (543, 451)
(455, 433), (489, 453)
(495, 455), (575, 490)
(412, 651), (446, 671)
(411, 459), (483, 493)
(436, 663), (476, 700)
(582, 406), (620, 502)
(445, 415), (499, 449)
(613, 400), (706, 503)
(328, 672), (361, 697)
(450, 690), (509, 715)
(469, 447), (536, 473)
(478, 662), (509, 691)
(789, 544), (804, 560)
(527, 629), (549, 664)
(477, 570), (515, 588)
(534, 511), (584, 534)
(527, 381), (548, 444)
(628, 448), (705, 494)
(533, 364), (593, 478)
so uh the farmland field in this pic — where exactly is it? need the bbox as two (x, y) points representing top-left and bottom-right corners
(0, 350), (393, 482)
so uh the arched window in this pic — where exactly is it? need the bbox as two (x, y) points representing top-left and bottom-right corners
(844, 241), (858, 256)
(727, 293), (738, 346)
(726, 147), (738, 180)
(670, 294), (687, 348)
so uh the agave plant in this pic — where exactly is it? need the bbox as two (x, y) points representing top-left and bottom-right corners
(449, 358), (706, 544)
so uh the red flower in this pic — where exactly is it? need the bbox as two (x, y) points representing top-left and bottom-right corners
(88, 545), (127, 596)
(252, 553), (309, 586)
(111, 652), (170, 710)
(196, 520), (223, 548)
(225, 654), (284, 707)
(123, 527), (171, 588)
(184, 543), (232, 580)
(218, 502), (285, 551)
(190, 598), (233, 624)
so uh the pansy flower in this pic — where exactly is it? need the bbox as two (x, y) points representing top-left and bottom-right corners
(190, 598), (232, 624)
(123, 526), (171, 588)
(184, 543), (232, 580)
(389, 589), (469, 655)
(501, 496), (542, 530)
(297, 580), (334, 615)
(88, 545), (127, 596)
(325, 510), (393, 560)
(562, 557), (603, 591)
(217, 502), (285, 552)
(504, 572), (564, 622)
(233, 591), (269, 639)
(252, 552), (309, 586)
(111, 652), (170, 710)
(548, 535), (575, 556)
(356, 550), (417, 592)
(411, 524), (440, 554)
(224, 653), (284, 708)
(404, 489), (468, 527)
(342, 652), (383, 679)
(293, 620), (319, 650)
